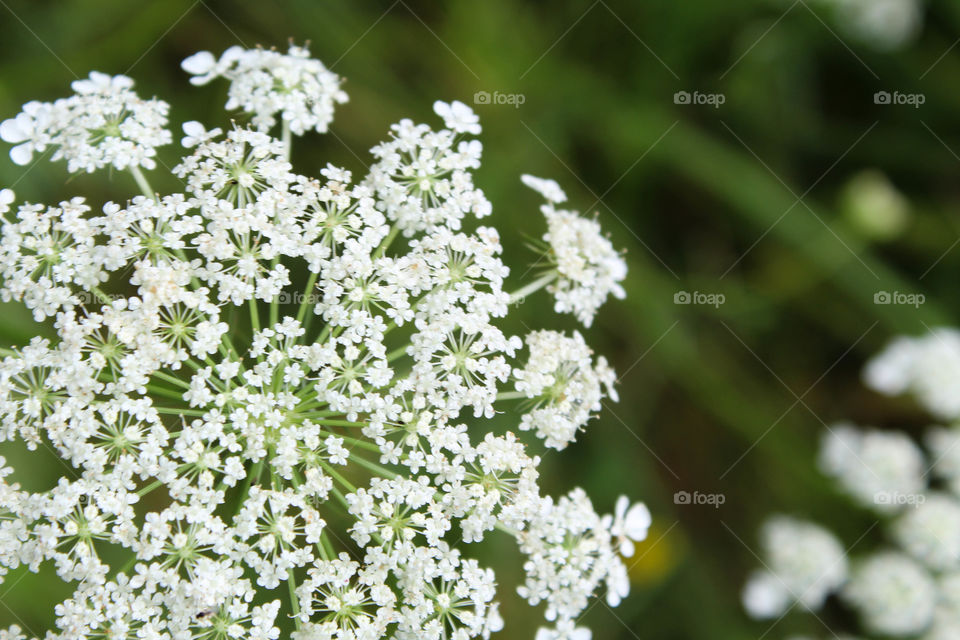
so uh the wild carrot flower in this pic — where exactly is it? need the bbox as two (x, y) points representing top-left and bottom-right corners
(0, 44), (645, 640)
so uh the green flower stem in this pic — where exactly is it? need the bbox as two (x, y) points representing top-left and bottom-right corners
(145, 384), (187, 401)
(508, 271), (557, 305)
(154, 407), (208, 417)
(281, 121), (292, 162)
(235, 458), (265, 514)
(129, 166), (156, 200)
(386, 345), (408, 363)
(349, 453), (397, 478)
(249, 298), (261, 333)
(287, 568), (302, 629)
(374, 225), (399, 259)
(320, 461), (356, 493)
(296, 270), (319, 324)
(327, 481), (351, 510)
(91, 286), (114, 306)
(496, 390), (527, 401)
(152, 370), (191, 390)
(320, 531), (336, 560)
(313, 419), (367, 427)
(269, 258), (280, 328)
(136, 479), (163, 497)
(335, 436), (381, 454)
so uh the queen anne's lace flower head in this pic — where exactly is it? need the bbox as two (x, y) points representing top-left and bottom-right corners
(521, 175), (627, 327)
(0, 46), (646, 640)
(182, 44), (348, 135)
(0, 72), (171, 172)
(513, 330), (617, 450)
(367, 102), (491, 237)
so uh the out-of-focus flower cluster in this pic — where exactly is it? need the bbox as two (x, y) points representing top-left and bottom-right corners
(743, 328), (960, 639)
(0, 44), (642, 640)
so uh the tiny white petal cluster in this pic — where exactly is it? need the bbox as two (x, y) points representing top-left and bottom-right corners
(843, 552), (936, 636)
(0, 190), (13, 216)
(863, 328), (960, 420)
(0, 46), (646, 640)
(894, 493), (960, 570)
(513, 330), (617, 450)
(745, 327), (960, 639)
(0, 72), (171, 171)
(521, 175), (627, 327)
(741, 517), (848, 618)
(367, 104), (490, 236)
(433, 100), (481, 136)
(182, 45), (348, 135)
(818, 422), (925, 513)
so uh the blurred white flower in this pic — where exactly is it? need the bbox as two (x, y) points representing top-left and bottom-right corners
(844, 552), (936, 636)
(831, 0), (923, 51)
(864, 329), (960, 420)
(819, 423), (925, 513)
(742, 517), (848, 618)
(745, 327), (960, 640)
(894, 493), (960, 570)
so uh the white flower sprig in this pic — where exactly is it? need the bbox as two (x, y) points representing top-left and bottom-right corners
(0, 45), (644, 640)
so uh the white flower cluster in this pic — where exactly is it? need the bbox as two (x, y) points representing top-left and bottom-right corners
(864, 327), (960, 420)
(828, 0), (923, 51)
(0, 72), (171, 172)
(182, 44), (348, 135)
(513, 331), (617, 450)
(0, 47), (645, 640)
(742, 517), (848, 618)
(743, 328), (960, 639)
(520, 175), (627, 327)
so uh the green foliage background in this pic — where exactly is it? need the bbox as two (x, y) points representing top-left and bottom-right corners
(1, 0), (958, 638)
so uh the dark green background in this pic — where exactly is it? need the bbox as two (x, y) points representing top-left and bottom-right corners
(1, 0), (957, 638)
